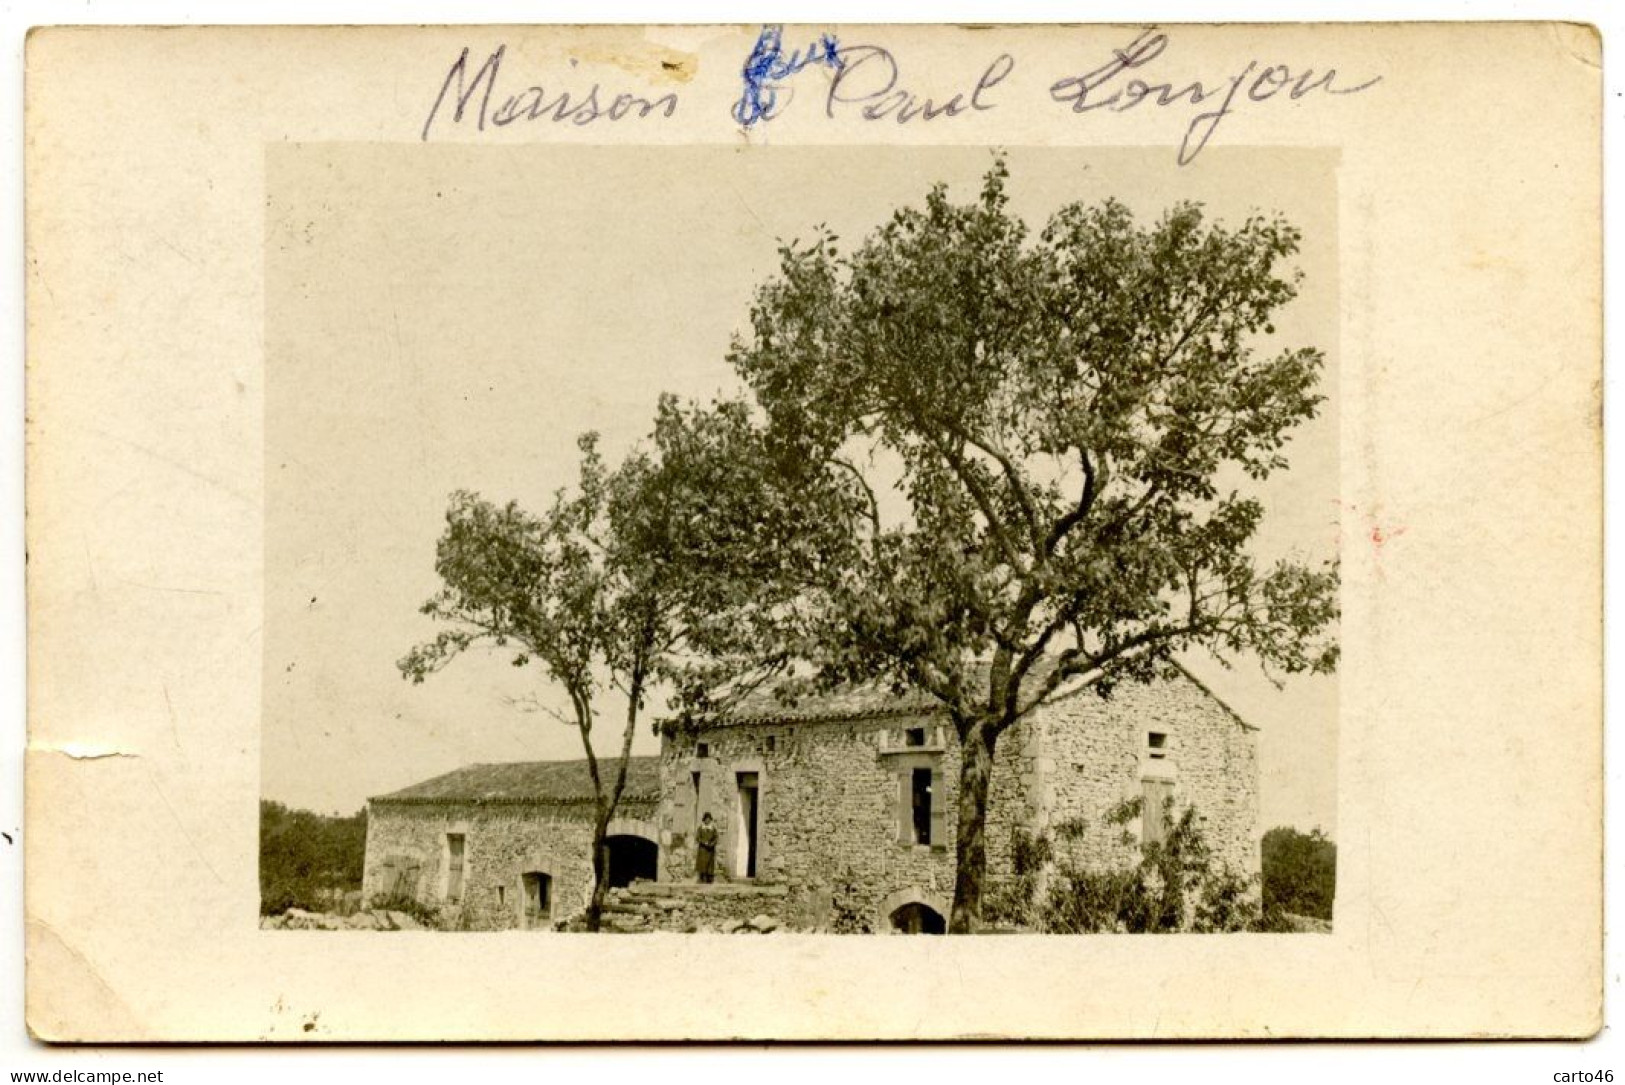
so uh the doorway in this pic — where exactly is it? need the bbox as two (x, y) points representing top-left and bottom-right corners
(889, 901), (946, 934)
(604, 834), (659, 888)
(520, 872), (552, 930)
(735, 771), (759, 879)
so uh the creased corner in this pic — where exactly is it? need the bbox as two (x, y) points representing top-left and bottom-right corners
(26, 916), (147, 1042)
(1547, 22), (1602, 73)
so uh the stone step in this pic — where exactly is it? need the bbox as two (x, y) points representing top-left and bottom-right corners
(622, 881), (789, 899)
(598, 902), (653, 916)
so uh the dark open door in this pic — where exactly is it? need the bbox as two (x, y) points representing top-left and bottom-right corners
(604, 835), (659, 888)
(737, 771), (759, 878)
(890, 901), (946, 934)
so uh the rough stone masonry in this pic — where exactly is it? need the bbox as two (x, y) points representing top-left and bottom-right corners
(359, 665), (1259, 932)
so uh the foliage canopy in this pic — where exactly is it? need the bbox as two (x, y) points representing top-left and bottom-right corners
(717, 158), (1339, 928)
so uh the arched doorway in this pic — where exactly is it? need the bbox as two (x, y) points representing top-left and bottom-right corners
(889, 901), (947, 934)
(604, 834), (659, 888)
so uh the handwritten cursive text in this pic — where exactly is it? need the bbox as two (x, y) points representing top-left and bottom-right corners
(423, 46), (678, 140)
(826, 46), (1013, 122)
(1050, 30), (1381, 165)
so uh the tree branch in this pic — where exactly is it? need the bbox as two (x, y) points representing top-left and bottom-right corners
(929, 432), (1030, 574)
(830, 456), (883, 546)
(1041, 447), (1099, 557)
(955, 426), (1043, 551)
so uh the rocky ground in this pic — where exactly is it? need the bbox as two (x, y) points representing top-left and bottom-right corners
(259, 907), (430, 931)
(1281, 912), (1333, 933)
(554, 882), (799, 933)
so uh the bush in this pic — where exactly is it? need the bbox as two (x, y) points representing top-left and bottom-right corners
(1039, 800), (1260, 933)
(259, 800), (368, 915)
(1261, 826), (1336, 921)
(982, 827), (1054, 929)
(827, 870), (874, 934)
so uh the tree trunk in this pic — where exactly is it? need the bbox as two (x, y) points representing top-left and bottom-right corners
(949, 720), (999, 933)
(584, 816), (610, 932)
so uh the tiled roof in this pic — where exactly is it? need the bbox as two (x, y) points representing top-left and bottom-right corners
(369, 756), (661, 807)
(699, 657), (1065, 726)
(684, 657), (1253, 730)
(716, 678), (942, 724)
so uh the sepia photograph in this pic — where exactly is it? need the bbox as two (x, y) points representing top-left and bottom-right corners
(261, 144), (1340, 938)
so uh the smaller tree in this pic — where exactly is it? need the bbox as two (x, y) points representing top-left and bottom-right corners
(399, 434), (665, 931)
(1261, 825), (1336, 921)
(399, 398), (848, 929)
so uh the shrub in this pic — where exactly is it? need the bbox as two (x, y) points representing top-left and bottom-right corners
(1261, 826), (1336, 920)
(1039, 800), (1260, 933)
(827, 870), (873, 934)
(259, 800), (368, 915)
(982, 827), (1054, 929)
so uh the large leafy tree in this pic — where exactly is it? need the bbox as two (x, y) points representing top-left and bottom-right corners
(723, 159), (1339, 931)
(398, 397), (840, 929)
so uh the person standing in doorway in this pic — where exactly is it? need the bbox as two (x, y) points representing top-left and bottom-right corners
(695, 811), (718, 884)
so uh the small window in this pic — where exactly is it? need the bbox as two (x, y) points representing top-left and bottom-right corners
(445, 833), (466, 903)
(905, 727), (927, 748)
(496, 885), (505, 907)
(765, 735), (777, 753)
(696, 742), (709, 758)
(1147, 731), (1168, 759)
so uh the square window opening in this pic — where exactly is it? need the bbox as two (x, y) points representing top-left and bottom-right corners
(905, 727), (927, 748)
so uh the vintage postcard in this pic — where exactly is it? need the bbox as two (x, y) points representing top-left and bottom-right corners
(23, 23), (1601, 1040)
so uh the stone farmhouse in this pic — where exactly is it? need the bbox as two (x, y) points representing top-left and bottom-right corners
(362, 757), (663, 931)
(361, 663), (1260, 932)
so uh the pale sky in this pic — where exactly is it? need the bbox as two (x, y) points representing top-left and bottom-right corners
(264, 143), (1340, 834)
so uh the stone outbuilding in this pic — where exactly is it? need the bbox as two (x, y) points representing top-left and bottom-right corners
(360, 663), (1260, 932)
(656, 662), (1260, 933)
(362, 757), (661, 931)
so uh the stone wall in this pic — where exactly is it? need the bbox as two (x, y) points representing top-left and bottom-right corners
(361, 798), (657, 931)
(658, 713), (1031, 931)
(1036, 672), (1260, 877)
(591, 882), (804, 933)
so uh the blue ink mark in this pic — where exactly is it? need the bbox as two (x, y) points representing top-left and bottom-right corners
(735, 25), (843, 126)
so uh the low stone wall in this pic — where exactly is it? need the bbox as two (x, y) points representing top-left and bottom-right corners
(260, 907), (430, 931)
(568, 881), (811, 933)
